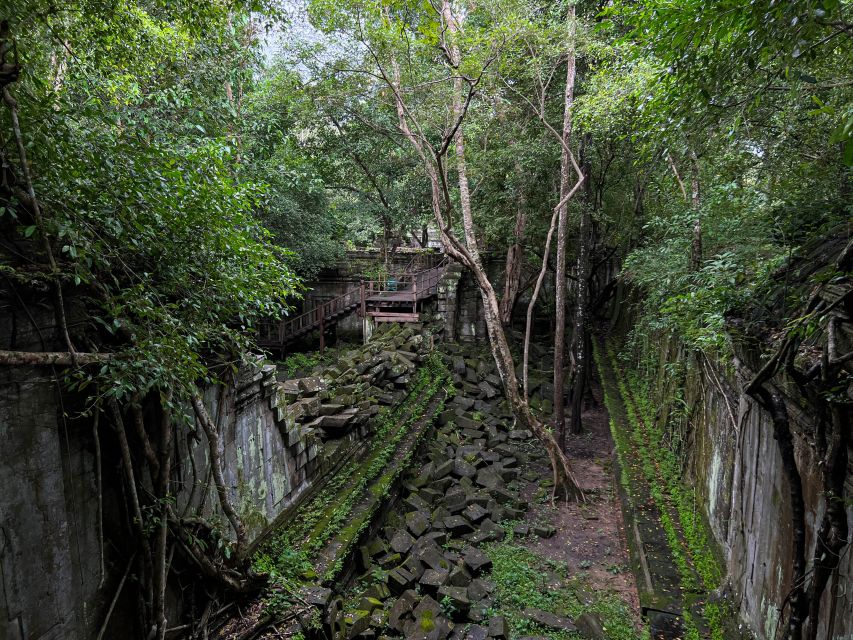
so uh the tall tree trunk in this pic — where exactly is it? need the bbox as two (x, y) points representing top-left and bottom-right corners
(568, 135), (592, 436)
(568, 205), (591, 436)
(500, 180), (527, 326)
(554, 5), (577, 442)
(689, 149), (702, 271)
(382, 1), (583, 500)
(441, 0), (583, 500)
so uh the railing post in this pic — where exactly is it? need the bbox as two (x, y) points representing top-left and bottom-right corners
(319, 306), (325, 352)
(412, 279), (417, 314)
(360, 281), (366, 317)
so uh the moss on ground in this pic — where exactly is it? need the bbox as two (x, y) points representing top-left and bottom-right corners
(595, 339), (730, 640)
(482, 536), (647, 640)
(251, 351), (451, 616)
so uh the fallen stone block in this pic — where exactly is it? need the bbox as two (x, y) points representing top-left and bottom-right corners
(532, 524), (556, 539)
(407, 511), (432, 538)
(419, 568), (450, 592)
(364, 583), (391, 601)
(378, 552), (403, 569)
(437, 586), (470, 611)
(475, 469), (503, 490)
(487, 615), (509, 639)
(464, 625), (488, 640)
(433, 458), (454, 480)
(447, 565), (473, 587)
(301, 586), (332, 607)
(402, 555), (425, 580)
(444, 515), (474, 536)
(390, 529), (416, 554)
(463, 503), (488, 523)
(522, 608), (577, 632)
(413, 543), (452, 572)
(462, 547), (492, 573)
(388, 567), (417, 595)
(452, 459), (477, 479)
(388, 590), (418, 631)
(478, 381), (498, 399)
(345, 609), (372, 639)
(575, 612), (607, 640)
(445, 492), (468, 515)
(405, 493), (431, 512)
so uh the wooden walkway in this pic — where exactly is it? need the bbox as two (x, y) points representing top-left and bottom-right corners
(258, 260), (446, 352)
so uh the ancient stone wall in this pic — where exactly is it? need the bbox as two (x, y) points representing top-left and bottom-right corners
(0, 297), (434, 639)
(652, 338), (852, 639)
(175, 323), (434, 547)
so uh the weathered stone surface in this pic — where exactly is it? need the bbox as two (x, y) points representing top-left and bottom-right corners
(488, 487), (518, 506)
(445, 492), (468, 514)
(462, 547), (492, 573)
(406, 493), (431, 512)
(365, 583), (391, 601)
(389, 590), (418, 631)
(403, 554), (426, 579)
(447, 565), (473, 587)
(478, 381), (498, 399)
(359, 596), (383, 612)
(452, 459), (477, 479)
(433, 459), (454, 480)
(453, 395), (475, 410)
(390, 529), (415, 554)
(437, 585), (470, 610)
(407, 510), (431, 537)
(575, 612), (607, 640)
(414, 594), (442, 619)
(444, 515), (474, 536)
(463, 625), (488, 640)
(379, 552), (402, 569)
(301, 586), (332, 607)
(414, 543), (452, 572)
(297, 377), (326, 394)
(475, 469), (503, 490)
(388, 567), (416, 594)
(463, 503), (488, 523)
(420, 568), (450, 590)
(345, 609), (372, 638)
(522, 608), (577, 632)
(487, 615), (509, 639)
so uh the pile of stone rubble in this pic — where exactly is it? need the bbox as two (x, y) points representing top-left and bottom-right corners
(299, 347), (603, 640)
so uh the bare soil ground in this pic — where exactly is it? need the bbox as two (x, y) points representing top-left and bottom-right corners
(521, 384), (643, 625)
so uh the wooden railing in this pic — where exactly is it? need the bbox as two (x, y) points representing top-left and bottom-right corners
(258, 286), (363, 347)
(258, 257), (448, 350)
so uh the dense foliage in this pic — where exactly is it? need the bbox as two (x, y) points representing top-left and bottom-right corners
(1, 1), (304, 397)
(1, 0), (850, 638)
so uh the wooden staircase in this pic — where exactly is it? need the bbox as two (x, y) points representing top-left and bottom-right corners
(258, 258), (447, 352)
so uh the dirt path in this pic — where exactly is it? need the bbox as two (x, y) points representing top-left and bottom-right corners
(521, 383), (643, 626)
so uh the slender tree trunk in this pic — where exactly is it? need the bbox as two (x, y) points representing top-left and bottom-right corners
(383, 1), (583, 500)
(554, 6), (577, 442)
(500, 181), (527, 326)
(153, 394), (173, 640)
(191, 393), (247, 555)
(689, 149), (702, 271)
(443, 0), (583, 500)
(568, 204), (591, 436)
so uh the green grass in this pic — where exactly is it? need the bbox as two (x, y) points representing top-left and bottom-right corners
(483, 542), (646, 640)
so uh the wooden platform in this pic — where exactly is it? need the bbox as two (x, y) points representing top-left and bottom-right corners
(257, 259), (446, 351)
